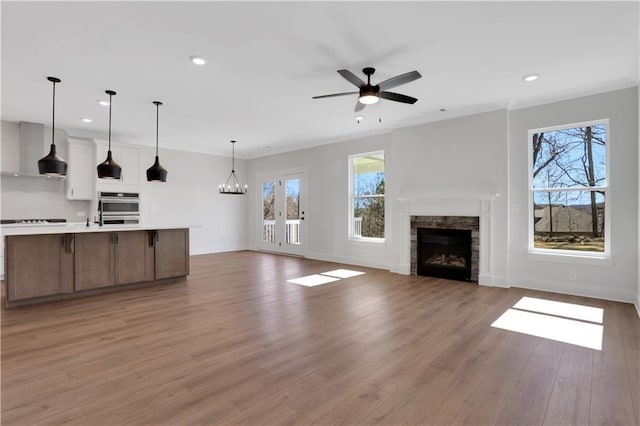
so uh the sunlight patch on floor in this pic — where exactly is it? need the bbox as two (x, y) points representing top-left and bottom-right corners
(513, 296), (603, 323)
(287, 274), (341, 287)
(320, 269), (366, 279)
(492, 309), (603, 350)
(287, 269), (365, 287)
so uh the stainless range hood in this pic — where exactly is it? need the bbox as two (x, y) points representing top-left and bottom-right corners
(1, 121), (67, 178)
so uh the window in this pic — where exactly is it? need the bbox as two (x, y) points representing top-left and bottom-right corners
(529, 120), (608, 255)
(349, 151), (385, 241)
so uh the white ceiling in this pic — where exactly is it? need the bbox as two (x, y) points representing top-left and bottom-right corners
(2, 1), (638, 159)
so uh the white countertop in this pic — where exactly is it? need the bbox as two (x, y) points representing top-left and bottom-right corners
(1, 224), (189, 236)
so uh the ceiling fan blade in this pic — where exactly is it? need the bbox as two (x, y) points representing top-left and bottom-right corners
(312, 91), (358, 99)
(338, 69), (366, 88)
(355, 100), (366, 112)
(379, 91), (418, 104)
(378, 71), (422, 91)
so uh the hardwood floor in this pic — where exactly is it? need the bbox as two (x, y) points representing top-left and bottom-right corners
(2, 251), (639, 425)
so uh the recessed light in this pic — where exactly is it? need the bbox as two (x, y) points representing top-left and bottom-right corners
(355, 116), (364, 122)
(81, 118), (92, 123)
(97, 100), (110, 106)
(523, 74), (539, 82)
(190, 56), (206, 66)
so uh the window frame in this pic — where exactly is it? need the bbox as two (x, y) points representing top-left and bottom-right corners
(527, 119), (610, 258)
(348, 150), (385, 243)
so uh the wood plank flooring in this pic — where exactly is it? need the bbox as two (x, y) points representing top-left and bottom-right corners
(2, 251), (639, 425)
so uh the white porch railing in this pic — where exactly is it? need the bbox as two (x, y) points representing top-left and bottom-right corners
(286, 220), (300, 245)
(353, 217), (363, 237)
(263, 220), (276, 243)
(262, 219), (301, 244)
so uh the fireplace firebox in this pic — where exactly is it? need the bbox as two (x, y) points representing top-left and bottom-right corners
(417, 228), (472, 281)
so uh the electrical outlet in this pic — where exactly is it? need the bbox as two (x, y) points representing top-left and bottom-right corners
(77, 211), (85, 217)
(569, 271), (577, 281)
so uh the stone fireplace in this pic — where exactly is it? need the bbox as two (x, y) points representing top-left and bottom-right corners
(410, 216), (479, 281)
(396, 194), (496, 286)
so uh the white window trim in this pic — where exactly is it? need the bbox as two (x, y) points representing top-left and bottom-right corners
(527, 119), (611, 259)
(348, 150), (385, 242)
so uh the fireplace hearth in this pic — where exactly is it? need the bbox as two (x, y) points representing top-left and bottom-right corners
(410, 216), (479, 282)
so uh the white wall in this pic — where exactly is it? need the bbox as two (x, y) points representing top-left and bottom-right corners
(1, 121), (89, 222)
(1, 177), (90, 221)
(137, 145), (248, 255)
(390, 110), (509, 282)
(509, 87), (638, 303)
(247, 133), (394, 269)
(245, 87), (639, 304)
(0, 119), (248, 255)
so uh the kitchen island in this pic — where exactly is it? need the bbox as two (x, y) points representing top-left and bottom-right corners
(2, 225), (189, 307)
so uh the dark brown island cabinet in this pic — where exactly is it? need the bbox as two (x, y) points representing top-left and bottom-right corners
(4, 228), (189, 307)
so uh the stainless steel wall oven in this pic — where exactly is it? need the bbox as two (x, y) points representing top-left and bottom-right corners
(98, 192), (140, 225)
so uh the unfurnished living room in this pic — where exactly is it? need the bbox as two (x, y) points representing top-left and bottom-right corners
(1, 1), (639, 425)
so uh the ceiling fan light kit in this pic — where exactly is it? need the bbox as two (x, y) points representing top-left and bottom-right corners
(38, 76), (68, 177)
(313, 66), (421, 112)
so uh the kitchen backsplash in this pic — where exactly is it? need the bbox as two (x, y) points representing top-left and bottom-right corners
(1, 176), (90, 222)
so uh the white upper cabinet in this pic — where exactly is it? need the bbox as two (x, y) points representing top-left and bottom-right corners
(95, 140), (141, 187)
(66, 138), (95, 200)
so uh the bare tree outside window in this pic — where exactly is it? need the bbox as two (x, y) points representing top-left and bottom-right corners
(531, 122), (606, 252)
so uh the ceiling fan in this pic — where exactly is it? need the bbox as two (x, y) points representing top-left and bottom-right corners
(313, 67), (422, 112)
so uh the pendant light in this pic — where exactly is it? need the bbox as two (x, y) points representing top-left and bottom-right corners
(219, 140), (247, 195)
(146, 101), (168, 182)
(38, 76), (68, 176)
(97, 90), (122, 179)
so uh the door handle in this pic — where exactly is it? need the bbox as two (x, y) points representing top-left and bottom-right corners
(68, 235), (75, 254)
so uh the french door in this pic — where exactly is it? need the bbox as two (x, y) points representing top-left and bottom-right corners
(258, 172), (306, 256)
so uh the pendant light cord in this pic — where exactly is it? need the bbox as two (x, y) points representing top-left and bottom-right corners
(108, 92), (112, 151)
(155, 103), (159, 157)
(51, 80), (56, 146)
(231, 140), (236, 172)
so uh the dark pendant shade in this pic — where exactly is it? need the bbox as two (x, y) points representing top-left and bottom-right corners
(97, 150), (122, 180)
(146, 100), (168, 182)
(146, 156), (167, 182)
(38, 144), (67, 176)
(39, 76), (67, 176)
(97, 89), (121, 179)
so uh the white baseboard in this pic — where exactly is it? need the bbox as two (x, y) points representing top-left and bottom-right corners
(509, 275), (636, 304)
(190, 244), (247, 256)
(305, 251), (393, 271)
(391, 264), (410, 275)
(490, 275), (511, 288)
(635, 291), (640, 319)
(478, 274), (495, 286)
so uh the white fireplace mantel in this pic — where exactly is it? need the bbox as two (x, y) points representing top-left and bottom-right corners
(395, 195), (496, 286)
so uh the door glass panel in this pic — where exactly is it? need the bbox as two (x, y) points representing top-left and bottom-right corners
(262, 182), (276, 243)
(285, 179), (300, 245)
